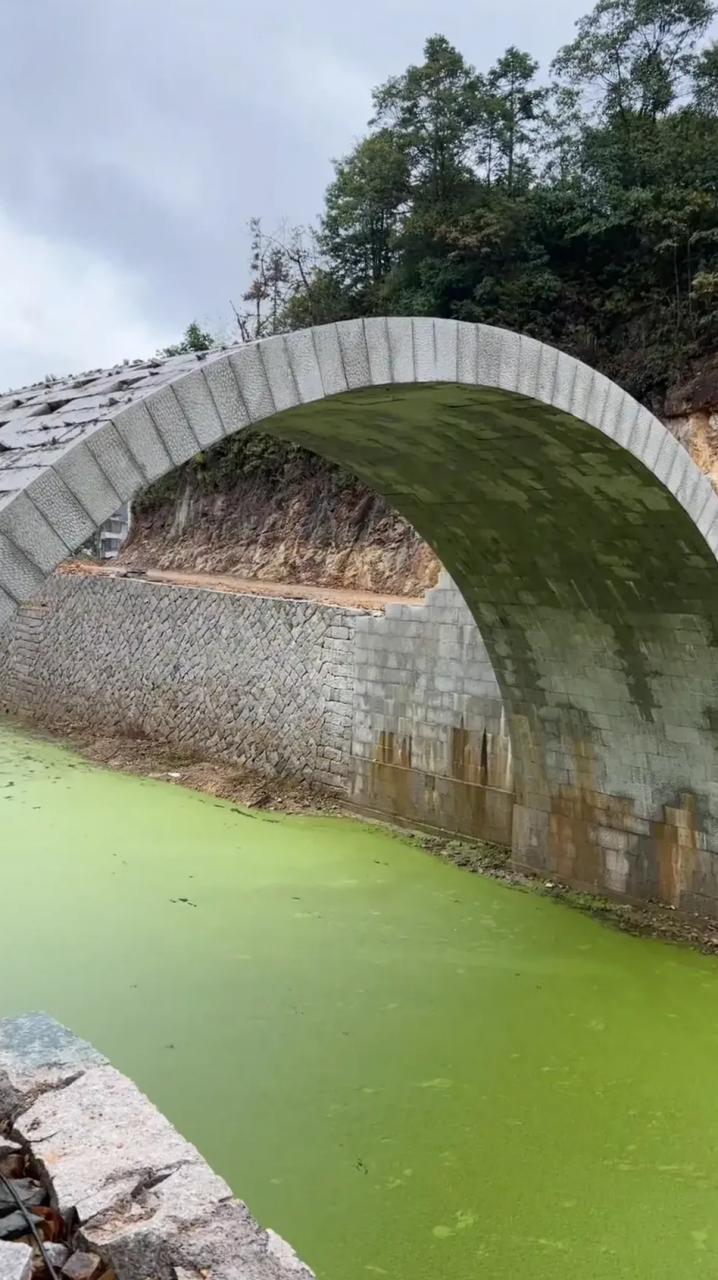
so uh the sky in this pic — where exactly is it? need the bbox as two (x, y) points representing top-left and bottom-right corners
(1, 0), (595, 390)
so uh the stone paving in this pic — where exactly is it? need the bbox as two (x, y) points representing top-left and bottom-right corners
(2, 320), (718, 911)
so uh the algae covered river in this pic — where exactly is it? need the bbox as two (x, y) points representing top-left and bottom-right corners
(3, 723), (718, 1278)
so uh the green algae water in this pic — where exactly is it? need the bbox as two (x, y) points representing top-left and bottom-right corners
(3, 724), (718, 1278)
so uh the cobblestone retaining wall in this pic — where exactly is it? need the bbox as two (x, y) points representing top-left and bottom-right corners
(0, 575), (357, 792)
(0, 571), (515, 844)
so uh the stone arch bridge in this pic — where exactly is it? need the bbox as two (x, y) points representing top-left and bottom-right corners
(2, 318), (718, 913)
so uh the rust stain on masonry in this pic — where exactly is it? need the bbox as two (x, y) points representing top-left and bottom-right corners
(548, 737), (608, 889)
(365, 725), (513, 846)
(492, 712), (710, 911)
(451, 720), (486, 787)
(375, 730), (412, 769)
(652, 795), (698, 908)
(549, 774), (702, 910)
(369, 730), (414, 824)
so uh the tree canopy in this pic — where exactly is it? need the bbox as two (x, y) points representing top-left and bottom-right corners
(180, 0), (718, 409)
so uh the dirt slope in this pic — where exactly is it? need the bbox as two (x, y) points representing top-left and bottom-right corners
(119, 440), (440, 597)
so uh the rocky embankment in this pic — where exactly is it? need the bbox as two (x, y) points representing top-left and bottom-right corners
(664, 361), (718, 487)
(0, 1014), (313, 1280)
(120, 434), (440, 596)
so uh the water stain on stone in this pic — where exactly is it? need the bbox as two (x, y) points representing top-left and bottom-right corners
(366, 725), (513, 846)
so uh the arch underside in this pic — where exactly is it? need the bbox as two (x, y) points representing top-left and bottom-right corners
(266, 384), (718, 912)
(2, 320), (718, 912)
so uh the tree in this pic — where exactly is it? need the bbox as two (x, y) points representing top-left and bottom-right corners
(483, 47), (548, 191)
(693, 38), (718, 111)
(161, 322), (215, 357)
(371, 35), (483, 204)
(321, 131), (410, 297)
(230, 219), (342, 339)
(553, 0), (716, 122)
(237, 218), (293, 340)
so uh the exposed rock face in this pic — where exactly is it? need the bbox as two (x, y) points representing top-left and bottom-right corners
(0, 1014), (315, 1280)
(119, 448), (441, 596)
(665, 371), (718, 492)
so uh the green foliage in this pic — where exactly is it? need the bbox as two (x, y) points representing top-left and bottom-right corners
(484, 47), (548, 191)
(552, 0), (715, 121)
(160, 321), (215, 356)
(371, 36), (483, 205)
(298, 0), (718, 404)
(320, 131), (410, 301)
(133, 429), (338, 516)
(154, 0), (718, 515)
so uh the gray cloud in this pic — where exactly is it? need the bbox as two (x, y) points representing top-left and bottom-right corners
(1, 0), (590, 385)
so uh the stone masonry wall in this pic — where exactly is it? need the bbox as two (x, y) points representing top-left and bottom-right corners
(0, 575), (357, 793)
(349, 572), (514, 844)
(0, 570), (515, 844)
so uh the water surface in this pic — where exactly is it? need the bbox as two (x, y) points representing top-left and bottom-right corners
(2, 722), (718, 1278)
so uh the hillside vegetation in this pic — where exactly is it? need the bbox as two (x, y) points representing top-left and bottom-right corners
(125, 0), (718, 589)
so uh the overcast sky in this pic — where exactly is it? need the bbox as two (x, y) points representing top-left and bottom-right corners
(1, 0), (595, 390)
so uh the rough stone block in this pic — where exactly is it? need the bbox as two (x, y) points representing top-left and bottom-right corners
(145, 387), (199, 467)
(23, 469), (98, 554)
(171, 368), (226, 448)
(0, 1012), (106, 1124)
(641, 419), (668, 472)
(552, 351), (579, 415)
(0, 494), (69, 576)
(111, 402), (172, 483)
(337, 319), (371, 389)
(0, 534), (45, 603)
(14, 1064), (205, 1223)
(476, 324), (503, 388)
(60, 1251), (102, 1280)
(84, 425), (145, 505)
(258, 336), (300, 414)
(652, 432), (683, 488)
(54, 443), (121, 526)
(411, 318), (437, 382)
(533, 341), (559, 406)
(284, 329), (325, 404)
(0, 1241), (32, 1280)
(42, 1244), (69, 1270)
(361, 317), (390, 386)
(629, 405), (657, 461)
(517, 334), (542, 401)
(456, 321), (478, 385)
(498, 328), (521, 393)
(311, 324), (347, 397)
(433, 319), (458, 383)
(229, 344), (275, 423)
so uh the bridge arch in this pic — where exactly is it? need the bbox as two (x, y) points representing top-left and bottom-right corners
(2, 317), (718, 911)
